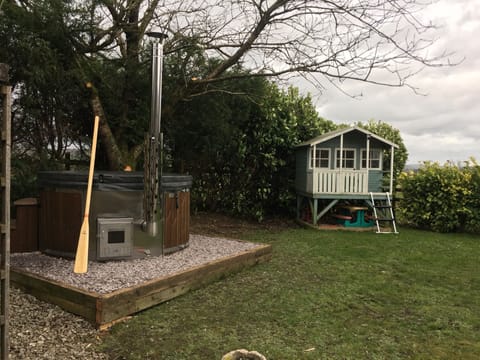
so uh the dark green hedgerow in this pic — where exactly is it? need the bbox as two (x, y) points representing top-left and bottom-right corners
(398, 160), (480, 233)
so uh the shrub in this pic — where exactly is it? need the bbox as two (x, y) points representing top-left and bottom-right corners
(398, 160), (480, 233)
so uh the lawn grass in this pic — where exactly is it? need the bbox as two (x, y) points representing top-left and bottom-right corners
(98, 226), (480, 359)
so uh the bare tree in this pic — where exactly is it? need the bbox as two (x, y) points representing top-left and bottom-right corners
(5, 0), (454, 169)
(162, 0), (450, 88)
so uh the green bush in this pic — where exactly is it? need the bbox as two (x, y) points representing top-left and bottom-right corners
(463, 160), (480, 233)
(181, 82), (336, 221)
(398, 160), (480, 233)
(11, 157), (39, 203)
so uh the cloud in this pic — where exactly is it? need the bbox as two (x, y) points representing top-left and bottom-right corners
(305, 0), (480, 164)
(404, 132), (479, 164)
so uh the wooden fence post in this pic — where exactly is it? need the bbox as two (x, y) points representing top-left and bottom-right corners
(0, 62), (11, 360)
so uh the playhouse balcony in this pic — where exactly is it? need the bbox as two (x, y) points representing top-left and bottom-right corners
(309, 169), (369, 195)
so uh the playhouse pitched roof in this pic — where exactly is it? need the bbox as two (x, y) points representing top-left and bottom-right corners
(296, 126), (399, 148)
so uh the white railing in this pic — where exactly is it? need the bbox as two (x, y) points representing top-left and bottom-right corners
(311, 169), (368, 194)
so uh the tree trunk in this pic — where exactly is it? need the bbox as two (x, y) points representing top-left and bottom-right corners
(87, 83), (124, 170)
(0, 63), (9, 83)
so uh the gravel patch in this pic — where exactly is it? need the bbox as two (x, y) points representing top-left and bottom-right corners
(9, 234), (261, 359)
(9, 286), (107, 360)
(11, 234), (259, 294)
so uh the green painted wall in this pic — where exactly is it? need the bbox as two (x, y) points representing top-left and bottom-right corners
(315, 132), (388, 170)
(368, 170), (383, 192)
(295, 130), (390, 194)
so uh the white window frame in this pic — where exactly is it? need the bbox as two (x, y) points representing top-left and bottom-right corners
(335, 148), (356, 169)
(361, 148), (382, 170)
(310, 146), (330, 169)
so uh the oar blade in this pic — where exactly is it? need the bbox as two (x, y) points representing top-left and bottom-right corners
(74, 218), (89, 273)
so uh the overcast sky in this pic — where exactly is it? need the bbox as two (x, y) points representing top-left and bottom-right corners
(308, 0), (480, 165)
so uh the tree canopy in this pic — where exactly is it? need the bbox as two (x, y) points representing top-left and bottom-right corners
(1, 0), (452, 170)
(0, 0), (453, 216)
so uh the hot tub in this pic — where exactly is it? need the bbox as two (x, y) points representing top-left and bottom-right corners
(37, 171), (192, 260)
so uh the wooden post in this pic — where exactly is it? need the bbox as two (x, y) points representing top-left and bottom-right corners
(0, 62), (11, 360)
(0, 64), (8, 84)
(366, 135), (370, 172)
(296, 195), (301, 221)
(390, 146), (395, 194)
(312, 198), (318, 226)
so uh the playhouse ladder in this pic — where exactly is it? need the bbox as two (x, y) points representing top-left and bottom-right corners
(370, 192), (398, 234)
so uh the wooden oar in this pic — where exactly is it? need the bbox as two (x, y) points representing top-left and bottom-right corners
(74, 115), (100, 273)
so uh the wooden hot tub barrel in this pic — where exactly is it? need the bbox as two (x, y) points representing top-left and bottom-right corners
(161, 174), (192, 254)
(37, 171), (192, 260)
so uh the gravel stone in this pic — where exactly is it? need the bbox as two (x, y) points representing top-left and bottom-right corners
(8, 234), (260, 359)
(11, 234), (258, 294)
(9, 286), (107, 360)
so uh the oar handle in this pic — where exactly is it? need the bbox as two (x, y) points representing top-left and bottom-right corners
(84, 116), (100, 214)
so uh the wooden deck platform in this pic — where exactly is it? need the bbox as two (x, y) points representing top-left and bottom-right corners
(11, 243), (272, 329)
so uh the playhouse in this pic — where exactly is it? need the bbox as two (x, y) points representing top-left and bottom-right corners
(295, 126), (398, 232)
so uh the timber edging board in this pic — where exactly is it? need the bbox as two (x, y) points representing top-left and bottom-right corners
(11, 243), (272, 329)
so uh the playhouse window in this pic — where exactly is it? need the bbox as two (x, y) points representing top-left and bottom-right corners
(335, 149), (355, 169)
(361, 149), (382, 169)
(310, 147), (330, 168)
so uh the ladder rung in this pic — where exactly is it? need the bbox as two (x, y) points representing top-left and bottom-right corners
(370, 191), (398, 234)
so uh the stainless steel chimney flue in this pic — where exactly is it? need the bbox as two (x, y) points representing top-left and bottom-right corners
(144, 32), (168, 238)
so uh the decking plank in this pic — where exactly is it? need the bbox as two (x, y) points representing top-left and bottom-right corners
(11, 243), (272, 328)
(10, 269), (98, 322)
(97, 244), (272, 325)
